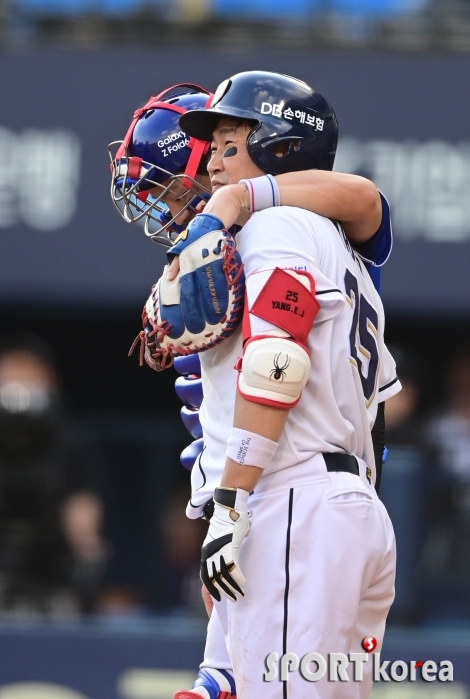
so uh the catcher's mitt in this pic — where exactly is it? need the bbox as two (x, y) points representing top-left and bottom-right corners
(130, 213), (245, 371)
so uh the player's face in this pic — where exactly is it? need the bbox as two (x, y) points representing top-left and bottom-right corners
(147, 171), (210, 228)
(208, 119), (265, 191)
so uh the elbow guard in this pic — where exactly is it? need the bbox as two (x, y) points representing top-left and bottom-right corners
(237, 267), (319, 408)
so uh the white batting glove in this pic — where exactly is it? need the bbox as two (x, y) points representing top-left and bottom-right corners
(200, 487), (251, 602)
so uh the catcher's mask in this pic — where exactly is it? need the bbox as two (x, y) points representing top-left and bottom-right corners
(108, 84), (213, 248)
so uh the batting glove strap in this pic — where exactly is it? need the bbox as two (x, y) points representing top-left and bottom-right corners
(201, 501), (251, 602)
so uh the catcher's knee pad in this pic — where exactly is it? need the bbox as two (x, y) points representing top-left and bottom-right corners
(173, 354), (201, 376)
(180, 437), (204, 471)
(175, 375), (203, 408)
(237, 267), (319, 408)
(180, 405), (203, 439)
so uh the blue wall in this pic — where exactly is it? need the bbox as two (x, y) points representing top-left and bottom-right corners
(0, 49), (469, 314)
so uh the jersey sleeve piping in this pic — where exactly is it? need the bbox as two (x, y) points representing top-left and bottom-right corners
(316, 287), (342, 296)
(379, 376), (399, 393)
(378, 376), (402, 403)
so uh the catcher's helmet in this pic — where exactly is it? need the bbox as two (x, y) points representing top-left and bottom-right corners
(180, 71), (338, 174)
(108, 84), (213, 247)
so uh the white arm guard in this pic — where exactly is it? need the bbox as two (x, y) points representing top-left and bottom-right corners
(239, 337), (310, 406)
(236, 267), (319, 409)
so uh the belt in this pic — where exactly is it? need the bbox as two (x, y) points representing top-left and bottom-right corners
(322, 452), (359, 476)
(203, 453), (364, 520)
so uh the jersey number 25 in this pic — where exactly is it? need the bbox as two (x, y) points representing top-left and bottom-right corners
(344, 269), (379, 406)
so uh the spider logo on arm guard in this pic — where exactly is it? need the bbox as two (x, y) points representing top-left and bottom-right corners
(269, 353), (291, 382)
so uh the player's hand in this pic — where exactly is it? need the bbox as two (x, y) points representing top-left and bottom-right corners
(200, 497), (251, 603)
(203, 183), (250, 229)
(167, 256), (180, 280)
(166, 190), (249, 282)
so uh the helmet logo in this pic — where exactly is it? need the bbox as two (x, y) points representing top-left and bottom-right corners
(261, 102), (283, 117)
(261, 101), (325, 131)
(212, 78), (231, 107)
(158, 131), (190, 158)
(157, 130), (187, 148)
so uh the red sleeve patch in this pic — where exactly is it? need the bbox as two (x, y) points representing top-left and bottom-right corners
(249, 267), (320, 346)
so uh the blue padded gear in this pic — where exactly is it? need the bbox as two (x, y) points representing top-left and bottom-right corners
(175, 375), (203, 408)
(173, 354), (201, 376)
(382, 446), (389, 463)
(168, 213), (225, 260)
(192, 669), (220, 699)
(180, 405), (203, 439)
(178, 260), (231, 333)
(157, 252), (237, 339)
(180, 438), (204, 471)
(192, 669), (236, 699)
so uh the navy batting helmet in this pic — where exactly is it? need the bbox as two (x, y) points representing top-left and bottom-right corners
(180, 71), (338, 174)
(108, 84), (213, 247)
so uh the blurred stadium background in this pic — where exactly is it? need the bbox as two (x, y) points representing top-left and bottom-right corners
(0, 0), (470, 697)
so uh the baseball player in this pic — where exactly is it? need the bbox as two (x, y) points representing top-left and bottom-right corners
(171, 70), (401, 699)
(109, 79), (395, 699)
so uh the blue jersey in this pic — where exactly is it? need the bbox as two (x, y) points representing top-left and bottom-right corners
(354, 192), (392, 294)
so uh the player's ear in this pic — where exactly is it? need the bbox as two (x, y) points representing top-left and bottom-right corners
(272, 143), (289, 158)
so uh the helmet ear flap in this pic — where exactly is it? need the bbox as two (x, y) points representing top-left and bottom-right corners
(246, 130), (309, 174)
(263, 136), (304, 159)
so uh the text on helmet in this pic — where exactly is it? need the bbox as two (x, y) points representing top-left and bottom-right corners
(260, 102), (324, 131)
(158, 131), (187, 148)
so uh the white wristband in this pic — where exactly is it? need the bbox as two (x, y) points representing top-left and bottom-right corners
(226, 428), (278, 470)
(235, 488), (250, 513)
(239, 174), (281, 212)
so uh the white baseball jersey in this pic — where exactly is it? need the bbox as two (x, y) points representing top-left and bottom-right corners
(187, 206), (401, 519)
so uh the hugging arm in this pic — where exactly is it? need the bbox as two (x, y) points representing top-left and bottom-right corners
(203, 170), (382, 243)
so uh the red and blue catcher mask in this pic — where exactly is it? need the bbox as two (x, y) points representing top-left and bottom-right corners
(108, 84), (213, 247)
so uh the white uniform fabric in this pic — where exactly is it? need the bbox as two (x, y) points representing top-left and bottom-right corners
(190, 206), (400, 698)
(201, 468), (396, 699)
(187, 207), (400, 519)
